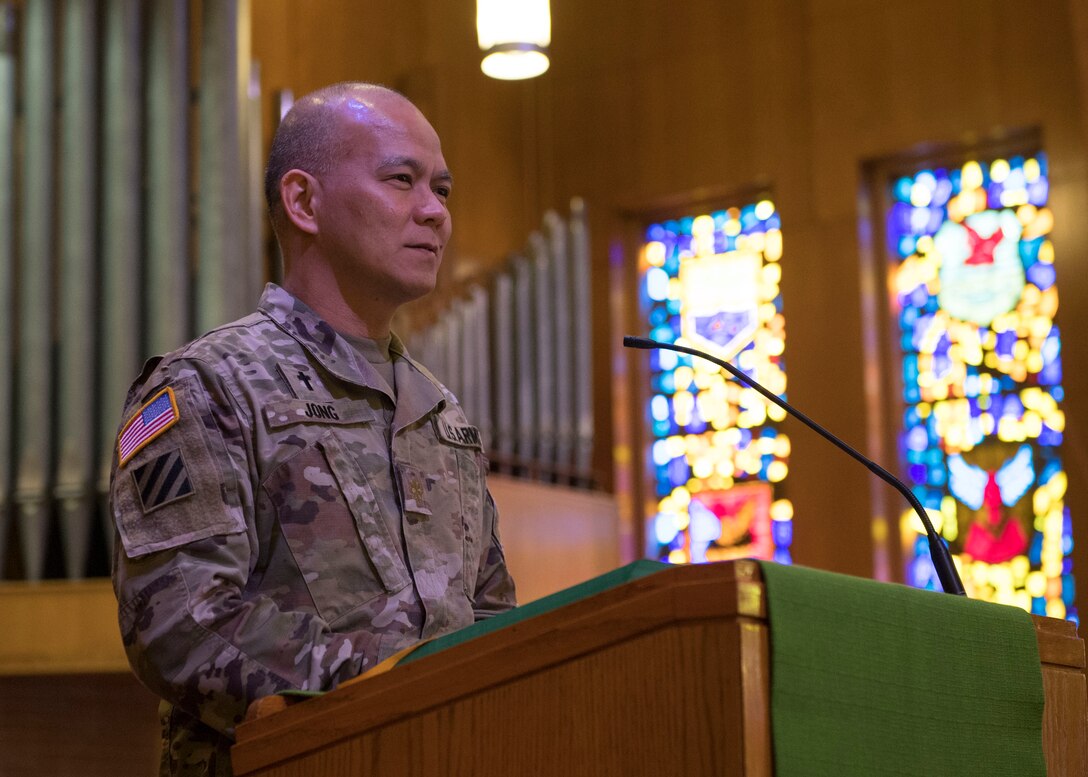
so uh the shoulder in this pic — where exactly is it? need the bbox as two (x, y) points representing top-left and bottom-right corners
(124, 310), (297, 409)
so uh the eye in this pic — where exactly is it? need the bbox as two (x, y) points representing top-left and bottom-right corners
(434, 186), (451, 200)
(390, 173), (413, 186)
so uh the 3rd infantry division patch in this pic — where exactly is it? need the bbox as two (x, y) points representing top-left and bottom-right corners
(132, 448), (194, 513)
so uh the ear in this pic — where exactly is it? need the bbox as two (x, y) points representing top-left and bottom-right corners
(280, 170), (320, 235)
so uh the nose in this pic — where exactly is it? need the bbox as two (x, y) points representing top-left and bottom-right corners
(414, 188), (448, 227)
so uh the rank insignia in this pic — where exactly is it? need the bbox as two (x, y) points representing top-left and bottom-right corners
(400, 465), (432, 516)
(132, 448), (194, 513)
(118, 387), (180, 467)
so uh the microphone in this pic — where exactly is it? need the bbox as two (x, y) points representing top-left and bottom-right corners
(623, 335), (967, 597)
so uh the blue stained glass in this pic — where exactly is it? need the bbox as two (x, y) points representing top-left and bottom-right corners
(667, 457), (689, 486)
(664, 255), (680, 274)
(1027, 261), (1056, 290)
(1064, 576), (1076, 606)
(651, 325), (674, 343)
(767, 215), (782, 230)
(907, 426), (929, 451)
(924, 208), (942, 234)
(909, 207), (931, 235)
(908, 463), (927, 483)
(712, 210), (728, 228)
(773, 548), (792, 565)
(894, 177), (914, 202)
(666, 297), (681, 315)
(1040, 359), (1062, 386)
(909, 286), (928, 308)
(927, 466), (947, 487)
(653, 419), (671, 437)
(1020, 237), (1042, 264)
(933, 177), (953, 206)
(995, 330), (1017, 359)
(1039, 426), (1062, 446)
(1032, 598), (1048, 616)
(654, 514), (678, 545)
(1042, 332), (1060, 360)
(1065, 557), (1075, 574)
(1029, 533), (1043, 564)
(664, 220), (680, 234)
(898, 235), (917, 257)
(687, 417), (707, 434)
(986, 183), (1003, 209)
(773, 520), (793, 547)
(679, 217), (694, 234)
(1028, 179), (1049, 206)
(904, 384), (921, 403)
(950, 168), (962, 189)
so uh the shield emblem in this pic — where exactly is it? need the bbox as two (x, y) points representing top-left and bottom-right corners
(679, 249), (761, 360)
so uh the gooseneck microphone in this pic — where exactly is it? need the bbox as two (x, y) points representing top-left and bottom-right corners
(624, 335), (967, 597)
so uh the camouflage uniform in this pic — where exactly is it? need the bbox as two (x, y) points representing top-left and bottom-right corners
(111, 284), (516, 775)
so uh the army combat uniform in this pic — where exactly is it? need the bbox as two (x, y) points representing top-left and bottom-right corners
(111, 284), (516, 775)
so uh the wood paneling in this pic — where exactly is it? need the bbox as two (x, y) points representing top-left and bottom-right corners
(0, 579), (127, 674)
(0, 673), (160, 777)
(489, 474), (621, 603)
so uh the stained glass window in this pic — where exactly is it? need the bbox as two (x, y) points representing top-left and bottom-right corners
(887, 153), (1075, 622)
(639, 202), (793, 565)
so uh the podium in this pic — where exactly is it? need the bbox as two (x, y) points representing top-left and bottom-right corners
(232, 561), (1087, 776)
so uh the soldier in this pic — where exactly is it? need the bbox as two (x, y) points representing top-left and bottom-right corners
(110, 82), (517, 776)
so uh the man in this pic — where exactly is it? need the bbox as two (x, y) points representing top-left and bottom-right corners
(111, 82), (516, 776)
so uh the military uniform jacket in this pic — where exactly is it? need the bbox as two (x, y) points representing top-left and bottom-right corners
(111, 284), (516, 772)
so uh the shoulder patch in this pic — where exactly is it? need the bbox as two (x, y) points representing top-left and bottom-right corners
(131, 448), (194, 513)
(118, 387), (181, 467)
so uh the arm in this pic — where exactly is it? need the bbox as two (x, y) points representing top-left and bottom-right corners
(471, 490), (517, 619)
(111, 363), (387, 737)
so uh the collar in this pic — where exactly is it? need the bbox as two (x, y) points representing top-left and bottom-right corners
(257, 283), (445, 422)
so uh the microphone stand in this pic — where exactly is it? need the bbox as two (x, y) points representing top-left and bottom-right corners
(624, 335), (967, 596)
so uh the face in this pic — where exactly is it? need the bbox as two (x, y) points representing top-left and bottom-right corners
(311, 94), (453, 312)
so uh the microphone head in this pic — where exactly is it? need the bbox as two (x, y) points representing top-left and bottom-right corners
(623, 335), (658, 350)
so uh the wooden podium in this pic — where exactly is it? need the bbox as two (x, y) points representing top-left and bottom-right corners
(232, 561), (1087, 776)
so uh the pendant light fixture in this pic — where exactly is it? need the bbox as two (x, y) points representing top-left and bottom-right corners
(476, 0), (551, 80)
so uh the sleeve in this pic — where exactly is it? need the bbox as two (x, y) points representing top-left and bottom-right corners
(470, 489), (517, 619)
(110, 360), (388, 739)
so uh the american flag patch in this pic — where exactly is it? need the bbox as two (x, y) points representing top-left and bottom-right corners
(118, 387), (181, 467)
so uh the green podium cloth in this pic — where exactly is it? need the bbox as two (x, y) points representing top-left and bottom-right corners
(758, 561), (1046, 776)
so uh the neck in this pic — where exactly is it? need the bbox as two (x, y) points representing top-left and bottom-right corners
(281, 259), (394, 339)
